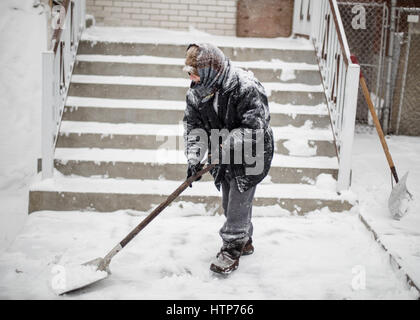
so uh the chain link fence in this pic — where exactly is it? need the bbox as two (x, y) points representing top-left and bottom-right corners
(337, 1), (420, 135)
(338, 2), (388, 131)
(389, 7), (420, 135)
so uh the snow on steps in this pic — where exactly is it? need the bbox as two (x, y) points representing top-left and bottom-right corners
(74, 55), (322, 85)
(81, 27), (316, 50)
(78, 27), (317, 63)
(76, 55), (319, 70)
(54, 148), (338, 168)
(29, 27), (353, 215)
(52, 147), (339, 184)
(67, 75), (325, 105)
(58, 121), (334, 140)
(70, 74), (323, 93)
(65, 97), (329, 114)
(57, 122), (337, 158)
(63, 97), (332, 129)
(29, 174), (355, 215)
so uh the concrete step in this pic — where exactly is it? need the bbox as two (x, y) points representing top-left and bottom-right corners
(29, 177), (353, 214)
(30, 28), (348, 216)
(80, 26), (317, 62)
(67, 76), (326, 105)
(63, 105), (332, 128)
(56, 133), (337, 158)
(56, 121), (337, 157)
(53, 148), (338, 184)
(74, 55), (322, 85)
(78, 40), (317, 64)
(63, 97), (331, 129)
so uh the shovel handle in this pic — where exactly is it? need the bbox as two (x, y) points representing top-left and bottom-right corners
(118, 163), (217, 249)
(351, 55), (399, 184)
(360, 77), (399, 184)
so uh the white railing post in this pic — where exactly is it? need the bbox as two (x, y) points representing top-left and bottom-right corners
(41, 0), (86, 180)
(337, 63), (360, 192)
(81, 0), (86, 31)
(311, 0), (321, 41)
(293, 0), (301, 35)
(293, 0), (312, 37)
(64, 8), (71, 89)
(42, 51), (55, 179)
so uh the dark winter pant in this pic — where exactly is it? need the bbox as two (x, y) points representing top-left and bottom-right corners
(219, 170), (256, 249)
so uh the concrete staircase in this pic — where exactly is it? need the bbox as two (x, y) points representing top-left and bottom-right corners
(29, 28), (353, 215)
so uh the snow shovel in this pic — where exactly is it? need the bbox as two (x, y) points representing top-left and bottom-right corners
(55, 163), (216, 295)
(351, 55), (413, 220)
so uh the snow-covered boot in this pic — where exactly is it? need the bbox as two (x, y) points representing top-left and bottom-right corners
(210, 242), (245, 275)
(210, 250), (240, 275)
(242, 238), (254, 256)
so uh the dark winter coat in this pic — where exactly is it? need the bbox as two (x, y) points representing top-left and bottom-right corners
(183, 44), (274, 193)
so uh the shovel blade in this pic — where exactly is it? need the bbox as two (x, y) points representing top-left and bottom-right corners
(54, 258), (110, 295)
(389, 172), (413, 220)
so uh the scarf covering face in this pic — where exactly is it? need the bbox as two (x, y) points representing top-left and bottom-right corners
(188, 43), (230, 102)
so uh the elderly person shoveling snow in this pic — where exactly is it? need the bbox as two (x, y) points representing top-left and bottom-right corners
(183, 43), (274, 275)
(53, 44), (274, 295)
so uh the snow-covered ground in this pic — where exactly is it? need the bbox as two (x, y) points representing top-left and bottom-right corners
(1, 131), (419, 299)
(0, 207), (418, 299)
(0, 0), (46, 251)
(351, 129), (420, 292)
(0, 2), (419, 300)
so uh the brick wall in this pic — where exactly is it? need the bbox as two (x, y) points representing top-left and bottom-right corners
(86, 0), (237, 36)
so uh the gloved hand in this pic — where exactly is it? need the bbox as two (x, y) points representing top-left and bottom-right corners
(187, 162), (205, 187)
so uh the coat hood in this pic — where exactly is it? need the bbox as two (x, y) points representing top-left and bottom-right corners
(187, 43), (235, 102)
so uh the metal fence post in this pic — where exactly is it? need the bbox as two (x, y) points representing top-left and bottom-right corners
(42, 51), (55, 179)
(337, 63), (360, 192)
(383, 0), (397, 134)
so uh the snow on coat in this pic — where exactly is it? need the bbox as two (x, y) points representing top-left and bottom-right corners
(183, 43), (274, 193)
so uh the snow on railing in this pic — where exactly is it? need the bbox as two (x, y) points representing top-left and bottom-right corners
(42, 0), (86, 179)
(294, 0), (360, 192)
